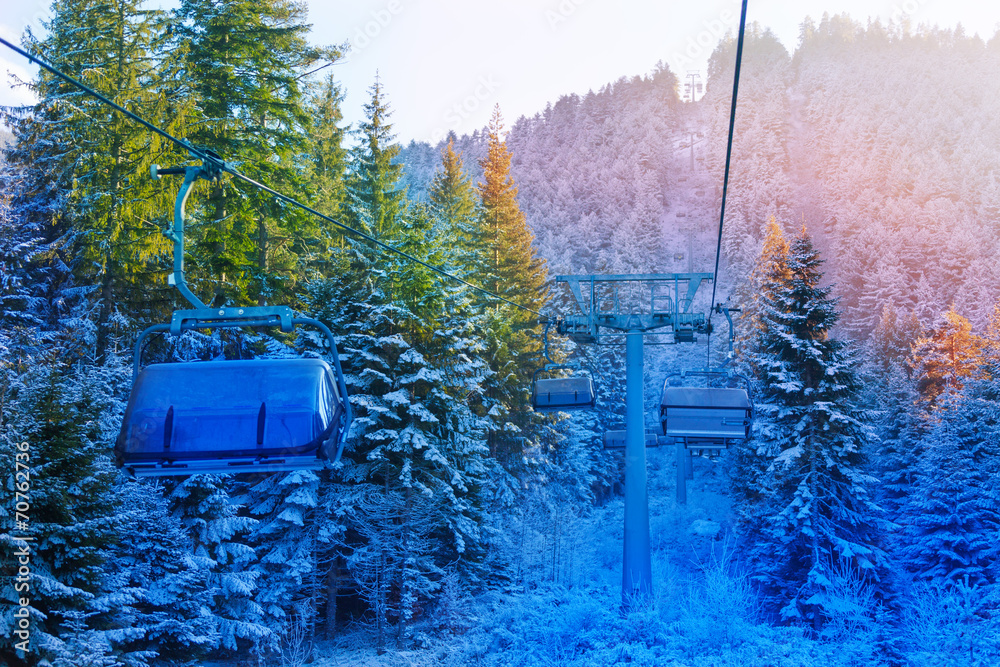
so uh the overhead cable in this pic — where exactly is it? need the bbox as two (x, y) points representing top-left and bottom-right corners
(707, 0), (748, 323)
(0, 35), (546, 319)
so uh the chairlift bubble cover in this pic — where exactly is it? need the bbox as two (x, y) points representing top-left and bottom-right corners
(532, 377), (596, 411)
(116, 358), (345, 475)
(660, 386), (751, 441)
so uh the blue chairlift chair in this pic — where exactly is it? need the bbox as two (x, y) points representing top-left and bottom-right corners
(532, 366), (597, 412)
(115, 160), (352, 477)
(660, 370), (752, 451)
(117, 325), (351, 477)
(530, 320), (597, 412)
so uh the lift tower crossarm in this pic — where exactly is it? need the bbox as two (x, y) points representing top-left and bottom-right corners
(555, 273), (713, 341)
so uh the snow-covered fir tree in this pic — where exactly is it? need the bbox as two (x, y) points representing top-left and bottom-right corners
(167, 475), (267, 658)
(896, 387), (1000, 591)
(109, 478), (220, 663)
(736, 225), (885, 628)
(0, 363), (128, 665)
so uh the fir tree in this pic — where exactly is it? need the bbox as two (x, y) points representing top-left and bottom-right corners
(475, 106), (549, 466)
(730, 220), (791, 524)
(238, 469), (322, 660)
(303, 73), (349, 277)
(346, 76), (406, 241)
(428, 136), (479, 274)
(306, 74), (349, 221)
(0, 365), (126, 665)
(896, 303), (1000, 595)
(897, 388), (1000, 591)
(2, 0), (181, 359)
(476, 105), (548, 311)
(167, 476), (267, 658)
(737, 226), (885, 628)
(304, 266), (494, 647)
(109, 479), (220, 663)
(869, 361), (923, 525)
(908, 307), (987, 412)
(297, 88), (497, 645)
(176, 0), (331, 306)
(865, 304), (922, 376)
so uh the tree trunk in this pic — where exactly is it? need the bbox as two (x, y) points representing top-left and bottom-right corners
(257, 219), (268, 306)
(325, 558), (339, 640)
(397, 484), (412, 649)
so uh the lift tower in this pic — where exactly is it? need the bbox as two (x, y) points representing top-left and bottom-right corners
(556, 273), (712, 603)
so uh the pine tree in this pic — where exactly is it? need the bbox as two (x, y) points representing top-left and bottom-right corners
(428, 136), (479, 274)
(737, 226), (884, 628)
(176, 0), (330, 306)
(869, 361), (923, 523)
(3, 0), (182, 360)
(475, 106), (549, 466)
(0, 171), (41, 396)
(895, 304), (1000, 596)
(306, 74), (349, 220)
(304, 264), (496, 647)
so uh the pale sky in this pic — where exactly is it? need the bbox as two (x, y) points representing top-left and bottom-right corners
(2, 1), (999, 142)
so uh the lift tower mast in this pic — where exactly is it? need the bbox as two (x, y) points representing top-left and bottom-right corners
(556, 273), (712, 603)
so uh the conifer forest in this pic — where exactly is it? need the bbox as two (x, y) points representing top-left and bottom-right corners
(3, 2), (1000, 665)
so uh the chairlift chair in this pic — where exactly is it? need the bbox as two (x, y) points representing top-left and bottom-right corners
(602, 429), (660, 450)
(532, 366), (596, 412)
(530, 319), (597, 412)
(660, 370), (752, 450)
(115, 159), (352, 477)
(118, 357), (346, 476)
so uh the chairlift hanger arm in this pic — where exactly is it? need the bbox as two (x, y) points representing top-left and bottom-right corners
(151, 160), (227, 310)
(712, 303), (739, 355)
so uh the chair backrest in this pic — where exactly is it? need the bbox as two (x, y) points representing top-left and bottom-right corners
(532, 376), (596, 411)
(660, 386), (751, 440)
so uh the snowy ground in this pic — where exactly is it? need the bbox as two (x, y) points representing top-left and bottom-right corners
(299, 450), (887, 667)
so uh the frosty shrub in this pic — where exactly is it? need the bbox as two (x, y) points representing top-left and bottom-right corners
(811, 558), (885, 664)
(900, 578), (1000, 667)
(676, 555), (759, 655)
(434, 569), (473, 635)
(278, 604), (313, 667)
(816, 558), (880, 641)
(445, 584), (618, 666)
